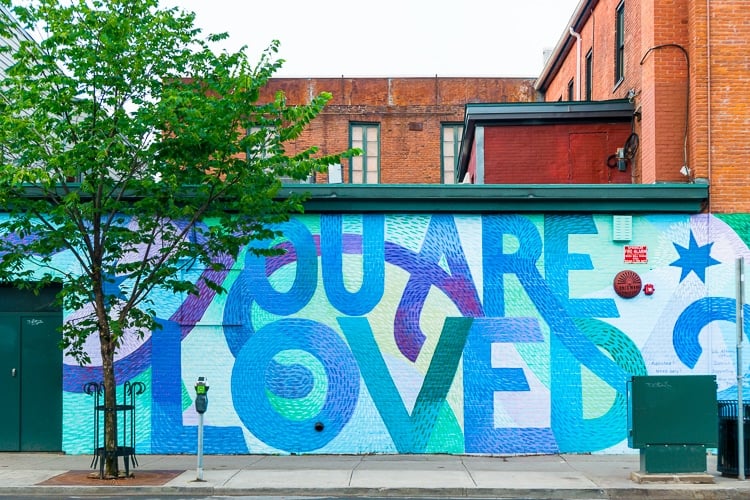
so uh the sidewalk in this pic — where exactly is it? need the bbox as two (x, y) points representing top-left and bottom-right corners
(0, 452), (749, 499)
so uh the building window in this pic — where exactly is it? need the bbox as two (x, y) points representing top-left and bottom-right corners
(247, 126), (313, 183)
(246, 126), (274, 161)
(441, 124), (463, 184)
(349, 123), (379, 184)
(567, 79), (575, 101)
(615, 1), (625, 85)
(585, 49), (593, 100)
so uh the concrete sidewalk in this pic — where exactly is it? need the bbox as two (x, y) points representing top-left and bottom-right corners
(0, 452), (749, 499)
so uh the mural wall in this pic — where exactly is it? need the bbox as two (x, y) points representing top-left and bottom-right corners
(61, 213), (750, 455)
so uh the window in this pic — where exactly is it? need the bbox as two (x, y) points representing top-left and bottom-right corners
(585, 49), (593, 100)
(441, 124), (463, 184)
(567, 79), (575, 101)
(615, 1), (625, 85)
(349, 123), (379, 184)
(247, 126), (313, 183)
(246, 126), (274, 161)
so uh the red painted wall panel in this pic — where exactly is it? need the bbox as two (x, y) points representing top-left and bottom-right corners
(483, 123), (633, 184)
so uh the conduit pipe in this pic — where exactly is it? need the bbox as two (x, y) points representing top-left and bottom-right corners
(569, 27), (582, 100)
(706, 0), (712, 206)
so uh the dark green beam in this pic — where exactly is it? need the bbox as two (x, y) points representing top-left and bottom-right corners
(279, 184), (708, 214)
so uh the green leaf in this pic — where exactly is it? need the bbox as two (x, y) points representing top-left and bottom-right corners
(0, 0), (348, 475)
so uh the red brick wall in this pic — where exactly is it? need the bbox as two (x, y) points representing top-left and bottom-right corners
(542, 0), (690, 184)
(258, 78), (538, 184)
(543, 0), (750, 212)
(640, 0), (691, 184)
(689, 0), (750, 213)
(688, 0), (708, 186)
(543, 1), (652, 182)
(544, 1), (641, 103)
(483, 123), (632, 184)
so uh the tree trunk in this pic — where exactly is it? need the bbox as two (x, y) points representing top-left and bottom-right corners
(99, 321), (119, 477)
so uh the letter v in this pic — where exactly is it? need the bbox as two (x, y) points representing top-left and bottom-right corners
(339, 316), (472, 453)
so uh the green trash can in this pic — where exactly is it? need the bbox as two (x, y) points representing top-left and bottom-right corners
(717, 400), (750, 477)
(627, 375), (718, 474)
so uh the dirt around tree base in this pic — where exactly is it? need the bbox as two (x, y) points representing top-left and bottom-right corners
(38, 469), (184, 486)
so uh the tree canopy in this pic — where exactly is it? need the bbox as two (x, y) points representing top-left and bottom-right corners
(0, 0), (351, 476)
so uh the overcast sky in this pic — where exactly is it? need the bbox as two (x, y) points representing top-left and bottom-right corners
(161, 0), (581, 78)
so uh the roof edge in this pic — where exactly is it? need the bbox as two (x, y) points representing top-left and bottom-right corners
(279, 184), (708, 214)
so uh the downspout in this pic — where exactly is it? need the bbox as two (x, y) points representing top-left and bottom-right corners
(569, 26), (582, 100)
(706, 0), (712, 202)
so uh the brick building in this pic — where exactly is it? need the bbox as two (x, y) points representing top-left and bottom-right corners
(535, 0), (750, 213)
(258, 78), (538, 184)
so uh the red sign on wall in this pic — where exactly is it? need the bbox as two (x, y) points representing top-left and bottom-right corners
(624, 245), (648, 263)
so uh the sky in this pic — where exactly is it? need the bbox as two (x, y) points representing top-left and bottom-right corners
(160, 0), (582, 78)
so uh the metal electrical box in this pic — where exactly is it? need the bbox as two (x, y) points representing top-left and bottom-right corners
(627, 375), (718, 474)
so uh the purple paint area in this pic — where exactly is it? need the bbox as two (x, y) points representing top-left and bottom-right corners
(63, 339), (152, 392)
(386, 242), (483, 361)
(63, 254), (235, 392)
(470, 317), (544, 342)
(64, 221), (485, 391)
(263, 235), (482, 363)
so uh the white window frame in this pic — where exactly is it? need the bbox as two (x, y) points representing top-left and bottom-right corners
(349, 123), (380, 184)
(441, 124), (463, 184)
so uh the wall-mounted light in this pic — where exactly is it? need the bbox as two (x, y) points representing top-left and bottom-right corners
(617, 148), (627, 172)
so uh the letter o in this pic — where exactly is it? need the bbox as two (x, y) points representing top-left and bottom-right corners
(231, 318), (360, 452)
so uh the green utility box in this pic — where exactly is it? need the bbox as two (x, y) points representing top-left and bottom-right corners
(627, 375), (718, 474)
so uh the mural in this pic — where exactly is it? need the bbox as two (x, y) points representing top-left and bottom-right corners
(59, 213), (750, 455)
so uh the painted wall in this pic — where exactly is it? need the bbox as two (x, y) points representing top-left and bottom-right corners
(60, 212), (750, 455)
(482, 123), (633, 184)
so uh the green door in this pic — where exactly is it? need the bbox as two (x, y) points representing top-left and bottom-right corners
(20, 313), (62, 451)
(0, 315), (21, 450)
(0, 309), (62, 451)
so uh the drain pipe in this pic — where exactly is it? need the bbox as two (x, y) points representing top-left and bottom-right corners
(569, 27), (582, 100)
(706, 0), (712, 205)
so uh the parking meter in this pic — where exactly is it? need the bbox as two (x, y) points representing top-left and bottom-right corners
(195, 377), (209, 414)
(194, 376), (208, 481)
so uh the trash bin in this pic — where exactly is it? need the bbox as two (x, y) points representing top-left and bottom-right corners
(717, 400), (750, 477)
(627, 375), (717, 474)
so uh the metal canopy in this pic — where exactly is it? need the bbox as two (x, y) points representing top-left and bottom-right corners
(278, 184), (707, 214)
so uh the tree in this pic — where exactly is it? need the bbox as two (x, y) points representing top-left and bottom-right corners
(0, 0), (351, 477)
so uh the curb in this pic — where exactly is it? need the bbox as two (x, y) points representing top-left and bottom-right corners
(0, 485), (748, 499)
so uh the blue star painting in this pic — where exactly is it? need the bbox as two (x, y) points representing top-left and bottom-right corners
(670, 231), (720, 283)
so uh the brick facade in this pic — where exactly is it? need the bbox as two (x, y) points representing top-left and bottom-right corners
(258, 78), (538, 184)
(537, 0), (750, 213)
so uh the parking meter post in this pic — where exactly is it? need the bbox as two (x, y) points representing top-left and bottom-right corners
(197, 412), (204, 481)
(194, 377), (209, 482)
